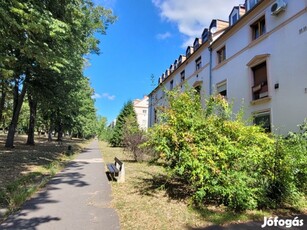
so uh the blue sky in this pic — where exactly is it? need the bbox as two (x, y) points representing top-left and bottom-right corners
(84, 0), (243, 123)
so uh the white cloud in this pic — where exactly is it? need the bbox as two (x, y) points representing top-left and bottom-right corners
(91, 93), (101, 99)
(92, 93), (115, 100)
(152, 0), (243, 47)
(102, 93), (116, 100)
(156, 32), (172, 40)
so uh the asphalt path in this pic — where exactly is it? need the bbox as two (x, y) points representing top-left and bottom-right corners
(0, 139), (120, 230)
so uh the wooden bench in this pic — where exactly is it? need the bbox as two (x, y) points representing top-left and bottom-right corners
(107, 157), (125, 183)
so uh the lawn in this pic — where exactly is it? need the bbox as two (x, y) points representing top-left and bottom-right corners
(99, 141), (292, 229)
(0, 133), (89, 222)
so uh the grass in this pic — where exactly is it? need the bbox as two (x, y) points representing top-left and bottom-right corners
(99, 141), (307, 229)
(100, 141), (210, 229)
(0, 134), (89, 221)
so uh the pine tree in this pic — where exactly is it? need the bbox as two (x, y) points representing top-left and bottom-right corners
(109, 101), (138, 147)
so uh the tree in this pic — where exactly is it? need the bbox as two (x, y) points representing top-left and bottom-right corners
(0, 0), (116, 147)
(109, 101), (139, 147)
(97, 116), (111, 141)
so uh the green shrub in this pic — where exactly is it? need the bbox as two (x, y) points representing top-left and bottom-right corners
(145, 87), (306, 211)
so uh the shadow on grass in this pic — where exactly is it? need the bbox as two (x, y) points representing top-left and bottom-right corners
(190, 205), (264, 226)
(133, 168), (307, 228)
(135, 172), (193, 200)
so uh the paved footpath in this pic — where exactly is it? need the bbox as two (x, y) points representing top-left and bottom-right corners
(0, 140), (120, 230)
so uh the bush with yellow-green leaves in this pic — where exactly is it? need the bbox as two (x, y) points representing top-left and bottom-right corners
(145, 87), (306, 212)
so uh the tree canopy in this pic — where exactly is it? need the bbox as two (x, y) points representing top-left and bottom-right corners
(0, 0), (116, 146)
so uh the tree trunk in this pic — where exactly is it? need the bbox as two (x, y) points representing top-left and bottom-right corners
(48, 121), (53, 142)
(0, 80), (7, 127)
(57, 121), (63, 141)
(26, 92), (37, 145)
(5, 77), (28, 148)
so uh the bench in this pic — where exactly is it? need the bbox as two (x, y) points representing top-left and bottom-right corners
(107, 157), (125, 183)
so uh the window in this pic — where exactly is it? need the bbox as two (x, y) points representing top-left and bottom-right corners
(252, 62), (268, 100)
(251, 16), (266, 40)
(232, 13), (238, 25)
(170, 80), (174, 90)
(194, 85), (201, 95)
(246, 0), (259, 11)
(217, 81), (227, 97)
(142, 110), (147, 114)
(202, 28), (209, 43)
(195, 57), (202, 71)
(254, 112), (271, 132)
(154, 109), (157, 123)
(186, 46), (194, 57)
(217, 46), (226, 64)
(180, 71), (185, 82)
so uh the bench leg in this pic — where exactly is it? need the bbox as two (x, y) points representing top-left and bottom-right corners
(117, 164), (125, 183)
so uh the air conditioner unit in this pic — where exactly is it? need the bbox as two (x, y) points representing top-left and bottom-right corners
(271, 0), (287, 16)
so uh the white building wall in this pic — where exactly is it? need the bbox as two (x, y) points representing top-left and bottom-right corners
(149, 0), (307, 134)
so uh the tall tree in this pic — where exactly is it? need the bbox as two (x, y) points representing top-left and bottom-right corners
(109, 101), (139, 147)
(0, 0), (116, 147)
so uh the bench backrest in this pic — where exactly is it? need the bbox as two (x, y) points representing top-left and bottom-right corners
(114, 157), (123, 171)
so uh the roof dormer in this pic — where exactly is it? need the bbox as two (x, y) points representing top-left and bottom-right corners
(169, 64), (175, 73)
(158, 77), (162, 84)
(174, 59), (178, 69)
(209, 19), (229, 34)
(161, 73), (165, 81)
(186, 46), (194, 57)
(193, 38), (202, 50)
(229, 5), (246, 26)
(245, 0), (260, 11)
(165, 69), (170, 77)
(178, 55), (186, 65)
(202, 28), (209, 43)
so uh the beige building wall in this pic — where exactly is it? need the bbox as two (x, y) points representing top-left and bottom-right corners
(133, 96), (149, 131)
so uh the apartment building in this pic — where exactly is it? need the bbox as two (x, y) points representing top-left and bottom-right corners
(148, 0), (307, 134)
(133, 96), (149, 131)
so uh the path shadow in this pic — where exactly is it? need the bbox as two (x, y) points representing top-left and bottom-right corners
(0, 160), (90, 227)
(1, 216), (61, 230)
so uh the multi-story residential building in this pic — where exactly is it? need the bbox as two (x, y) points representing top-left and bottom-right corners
(148, 0), (307, 134)
(133, 96), (149, 130)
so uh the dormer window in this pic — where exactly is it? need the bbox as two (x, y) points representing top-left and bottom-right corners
(229, 5), (245, 26)
(165, 69), (170, 77)
(186, 46), (194, 57)
(174, 60), (178, 69)
(178, 55), (186, 64)
(169, 64), (174, 73)
(232, 14), (238, 25)
(193, 38), (202, 50)
(246, 0), (259, 11)
(202, 28), (209, 43)
(209, 19), (229, 35)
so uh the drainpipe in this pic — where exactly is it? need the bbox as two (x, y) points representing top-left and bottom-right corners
(209, 47), (213, 95)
